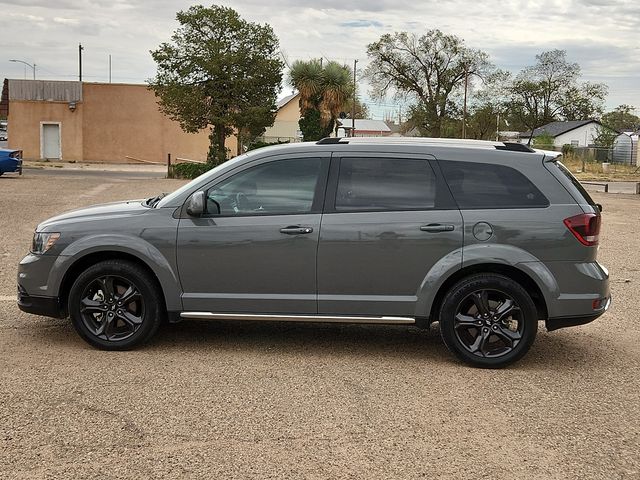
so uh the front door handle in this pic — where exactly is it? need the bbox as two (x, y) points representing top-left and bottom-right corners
(420, 224), (455, 233)
(280, 226), (314, 235)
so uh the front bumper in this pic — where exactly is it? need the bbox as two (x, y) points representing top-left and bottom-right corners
(17, 286), (64, 318)
(17, 253), (65, 318)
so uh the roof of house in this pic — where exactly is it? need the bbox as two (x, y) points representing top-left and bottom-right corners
(337, 118), (391, 132)
(276, 93), (299, 109)
(520, 120), (602, 138)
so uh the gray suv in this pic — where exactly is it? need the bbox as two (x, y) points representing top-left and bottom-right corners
(17, 138), (610, 367)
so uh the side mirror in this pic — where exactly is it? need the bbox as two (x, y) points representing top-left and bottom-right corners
(186, 191), (205, 217)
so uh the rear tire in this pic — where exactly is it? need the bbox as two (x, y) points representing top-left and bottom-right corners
(68, 260), (164, 350)
(438, 274), (538, 368)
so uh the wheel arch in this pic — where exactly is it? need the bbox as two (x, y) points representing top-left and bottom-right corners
(427, 263), (549, 324)
(58, 250), (174, 316)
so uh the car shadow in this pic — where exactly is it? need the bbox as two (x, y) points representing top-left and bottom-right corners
(18, 314), (608, 370)
(152, 319), (451, 363)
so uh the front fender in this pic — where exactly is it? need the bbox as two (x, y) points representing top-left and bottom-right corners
(49, 234), (181, 311)
(415, 243), (558, 318)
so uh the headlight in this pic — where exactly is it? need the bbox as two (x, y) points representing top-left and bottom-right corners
(31, 232), (61, 254)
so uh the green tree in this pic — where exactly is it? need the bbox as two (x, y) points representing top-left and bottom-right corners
(342, 96), (370, 119)
(508, 50), (607, 141)
(592, 125), (618, 148)
(149, 5), (283, 166)
(466, 70), (512, 140)
(288, 59), (353, 141)
(365, 30), (492, 137)
(601, 104), (640, 132)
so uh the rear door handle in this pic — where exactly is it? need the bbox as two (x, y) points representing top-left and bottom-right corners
(280, 226), (314, 235)
(420, 224), (455, 233)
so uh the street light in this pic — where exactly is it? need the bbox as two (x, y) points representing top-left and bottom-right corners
(9, 59), (36, 80)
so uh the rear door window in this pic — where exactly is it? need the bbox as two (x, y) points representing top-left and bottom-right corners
(335, 157), (436, 211)
(440, 160), (549, 209)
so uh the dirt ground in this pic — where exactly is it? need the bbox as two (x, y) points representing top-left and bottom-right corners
(0, 170), (639, 479)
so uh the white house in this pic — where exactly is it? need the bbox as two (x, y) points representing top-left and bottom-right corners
(519, 120), (613, 148)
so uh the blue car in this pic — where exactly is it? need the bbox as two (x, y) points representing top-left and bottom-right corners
(0, 149), (23, 176)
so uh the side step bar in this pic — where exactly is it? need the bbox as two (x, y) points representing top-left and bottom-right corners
(180, 312), (415, 325)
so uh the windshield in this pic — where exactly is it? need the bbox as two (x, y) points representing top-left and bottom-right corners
(156, 150), (260, 208)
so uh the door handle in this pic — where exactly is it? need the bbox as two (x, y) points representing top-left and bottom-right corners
(420, 224), (455, 233)
(280, 226), (314, 235)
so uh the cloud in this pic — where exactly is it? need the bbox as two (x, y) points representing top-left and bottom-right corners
(340, 20), (384, 28)
(0, 0), (636, 113)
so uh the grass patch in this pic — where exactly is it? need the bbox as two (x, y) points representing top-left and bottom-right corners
(561, 155), (640, 182)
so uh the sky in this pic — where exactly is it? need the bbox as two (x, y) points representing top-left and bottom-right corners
(1, 0), (638, 120)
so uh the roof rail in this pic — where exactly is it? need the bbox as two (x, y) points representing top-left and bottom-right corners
(315, 136), (537, 152)
(495, 142), (535, 153)
(316, 137), (347, 145)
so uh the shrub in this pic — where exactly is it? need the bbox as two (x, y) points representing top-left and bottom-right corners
(532, 132), (555, 150)
(247, 139), (290, 151)
(562, 144), (575, 156)
(170, 161), (212, 179)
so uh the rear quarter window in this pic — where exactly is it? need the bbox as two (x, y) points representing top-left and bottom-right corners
(440, 160), (549, 209)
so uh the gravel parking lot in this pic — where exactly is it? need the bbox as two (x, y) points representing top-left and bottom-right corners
(1, 171), (639, 479)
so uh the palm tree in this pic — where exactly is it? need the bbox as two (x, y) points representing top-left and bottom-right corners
(288, 59), (323, 115)
(319, 61), (353, 127)
(288, 59), (353, 140)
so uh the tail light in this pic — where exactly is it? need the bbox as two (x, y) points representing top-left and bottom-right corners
(564, 213), (601, 246)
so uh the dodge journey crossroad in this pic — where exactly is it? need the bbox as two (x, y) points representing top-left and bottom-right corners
(18, 137), (610, 367)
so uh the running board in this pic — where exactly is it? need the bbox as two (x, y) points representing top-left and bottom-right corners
(179, 312), (415, 325)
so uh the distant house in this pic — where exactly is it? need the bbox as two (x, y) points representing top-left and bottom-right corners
(260, 93), (301, 144)
(336, 118), (391, 137)
(519, 120), (614, 148)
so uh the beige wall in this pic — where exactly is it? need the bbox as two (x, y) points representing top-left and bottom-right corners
(262, 95), (300, 142)
(8, 101), (83, 160)
(8, 82), (237, 163)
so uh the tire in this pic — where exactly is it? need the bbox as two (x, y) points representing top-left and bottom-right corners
(438, 274), (538, 368)
(68, 260), (165, 350)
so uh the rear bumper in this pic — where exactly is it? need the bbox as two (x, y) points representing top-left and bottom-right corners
(546, 295), (611, 331)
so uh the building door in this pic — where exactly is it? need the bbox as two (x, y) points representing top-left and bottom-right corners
(42, 123), (60, 159)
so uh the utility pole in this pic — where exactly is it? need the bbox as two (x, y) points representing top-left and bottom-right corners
(462, 64), (468, 139)
(108, 54), (112, 83)
(496, 112), (500, 141)
(79, 43), (84, 82)
(352, 59), (357, 137)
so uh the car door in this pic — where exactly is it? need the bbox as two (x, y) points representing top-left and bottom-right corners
(317, 153), (463, 316)
(177, 153), (330, 314)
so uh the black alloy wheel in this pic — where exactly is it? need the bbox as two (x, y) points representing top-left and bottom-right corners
(79, 275), (145, 342)
(439, 274), (538, 368)
(68, 260), (164, 350)
(453, 289), (523, 358)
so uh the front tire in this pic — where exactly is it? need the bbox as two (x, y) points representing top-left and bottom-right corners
(68, 260), (164, 350)
(438, 274), (538, 368)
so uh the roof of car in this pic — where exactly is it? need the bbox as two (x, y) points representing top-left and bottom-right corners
(314, 136), (536, 152)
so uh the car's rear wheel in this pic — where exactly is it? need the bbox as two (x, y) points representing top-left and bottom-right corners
(439, 274), (538, 368)
(68, 260), (164, 350)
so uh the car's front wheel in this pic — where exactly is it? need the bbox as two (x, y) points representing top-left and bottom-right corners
(68, 259), (164, 350)
(438, 274), (538, 368)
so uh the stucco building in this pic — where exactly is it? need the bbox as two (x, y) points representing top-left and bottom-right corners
(1, 79), (237, 163)
(259, 93), (301, 143)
